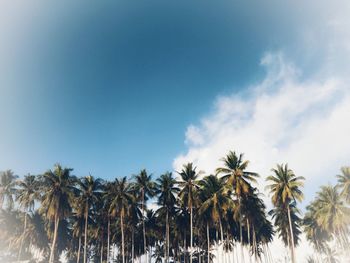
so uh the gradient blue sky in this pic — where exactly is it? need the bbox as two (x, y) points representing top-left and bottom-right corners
(2, 2), (350, 260)
(0, 1), (348, 181)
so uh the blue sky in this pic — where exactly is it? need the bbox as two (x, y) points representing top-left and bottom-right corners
(1, 1), (350, 260)
(0, 1), (349, 184)
(0, 1), (287, 177)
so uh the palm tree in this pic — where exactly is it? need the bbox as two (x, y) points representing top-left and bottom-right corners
(108, 177), (133, 263)
(40, 164), (77, 263)
(266, 164), (304, 263)
(133, 169), (155, 263)
(198, 175), (233, 262)
(240, 188), (273, 259)
(269, 201), (302, 258)
(78, 175), (103, 263)
(216, 151), (258, 259)
(127, 186), (142, 263)
(0, 170), (18, 210)
(337, 167), (350, 204)
(71, 202), (85, 263)
(313, 185), (350, 247)
(16, 174), (40, 259)
(177, 163), (201, 263)
(155, 172), (179, 263)
(303, 200), (331, 255)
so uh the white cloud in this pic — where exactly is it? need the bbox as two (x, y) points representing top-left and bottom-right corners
(173, 52), (350, 262)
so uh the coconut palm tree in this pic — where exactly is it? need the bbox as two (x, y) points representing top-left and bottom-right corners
(313, 185), (350, 247)
(178, 163), (201, 263)
(266, 163), (304, 263)
(241, 188), (273, 259)
(303, 200), (331, 255)
(133, 169), (155, 262)
(16, 174), (40, 259)
(71, 202), (85, 263)
(40, 164), (77, 263)
(108, 177), (133, 263)
(337, 167), (350, 204)
(216, 151), (258, 259)
(0, 170), (18, 210)
(78, 175), (103, 263)
(269, 201), (302, 259)
(127, 186), (142, 263)
(198, 174), (233, 262)
(155, 172), (179, 263)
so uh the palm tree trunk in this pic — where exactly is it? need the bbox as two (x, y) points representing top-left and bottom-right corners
(239, 198), (245, 263)
(121, 211), (125, 263)
(207, 222), (210, 263)
(287, 206), (296, 263)
(132, 227), (135, 263)
(77, 235), (82, 263)
(107, 216), (110, 263)
(18, 211), (27, 260)
(252, 224), (257, 260)
(49, 214), (60, 263)
(142, 190), (148, 263)
(219, 218), (224, 263)
(247, 218), (252, 263)
(184, 229), (187, 263)
(190, 204), (193, 263)
(100, 239), (104, 263)
(84, 201), (89, 263)
(166, 209), (169, 263)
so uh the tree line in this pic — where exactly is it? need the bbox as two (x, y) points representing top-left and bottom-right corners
(0, 151), (349, 263)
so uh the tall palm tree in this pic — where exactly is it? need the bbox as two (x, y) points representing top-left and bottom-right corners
(0, 170), (18, 210)
(266, 163), (304, 263)
(16, 174), (40, 259)
(313, 185), (350, 247)
(127, 192), (142, 263)
(71, 202), (85, 263)
(133, 169), (155, 263)
(155, 172), (179, 263)
(269, 201), (302, 256)
(177, 163), (201, 263)
(216, 151), (258, 259)
(337, 167), (350, 204)
(108, 177), (133, 263)
(40, 164), (77, 263)
(198, 175), (233, 263)
(78, 175), (103, 263)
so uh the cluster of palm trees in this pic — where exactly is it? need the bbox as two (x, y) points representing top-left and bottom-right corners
(304, 167), (350, 262)
(0, 151), (349, 263)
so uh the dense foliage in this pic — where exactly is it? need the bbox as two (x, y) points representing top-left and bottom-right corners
(0, 151), (349, 263)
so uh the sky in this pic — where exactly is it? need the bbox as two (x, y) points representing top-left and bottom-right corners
(1, 1), (350, 261)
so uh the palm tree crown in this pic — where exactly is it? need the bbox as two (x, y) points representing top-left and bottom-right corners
(337, 166), (350, 204)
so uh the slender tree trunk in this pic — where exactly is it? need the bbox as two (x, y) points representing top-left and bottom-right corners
(77, 235), (82, 263)
(247, 218), (252, 263)
(107, 217), (110, 263)
(184, 228), (187, 263)
(207, 222), (210, 263)
(84, 201), (89, 263)
(132, 227), (135, 263)
(287, 206), (295, 263)
(238, 198), (245, 263)
(101, 239), (104, 263)
(121, 212), (125, 263)
(219, 218), (224, 263)
(49, 214), (60, 263)
(166, 209), (169, 263)
(252, 224), (257, 260)
(18, 211), (27, 260)
(142, 190), (148, 263)
(190, 204), (193, 263)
